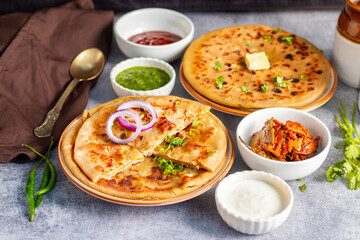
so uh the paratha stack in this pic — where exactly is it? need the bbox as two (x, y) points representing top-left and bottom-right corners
(61, 96), (229, 200)
(182, 25), (331, 109)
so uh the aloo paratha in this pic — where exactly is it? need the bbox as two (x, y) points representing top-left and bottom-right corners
(182, 25), (331, 108)
(63, 96), (229, 200)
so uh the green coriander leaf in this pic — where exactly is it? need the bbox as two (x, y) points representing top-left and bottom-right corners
(297, 178), (302, 181)
(326, 166), (339, 182)
(346, 171), (357, 190)
(264, 35), (272, 41)
(207, 151), (216, 155)
(274, 75), (292, 88)
(273, 28), (280, 33)
(192, 119), (202, 128)
(261, 83), (267, 92)
(300, 75), (307, 80)
(334, 144), (339, 149)
(342, 160), (353, 173)
(299, 184), (307, 192)
(316, 49), (324, 53)
(139, 113), (145, 119)
(153, 156), (184, 175)
(170, 137), (185, 147)
(274, 75), (284, 83)
(124, 150), (129, 155)
(246, 40), (253, 48)
(215, 61), (222, 71)
(345, 144), (360, 160)
(174, 100), (181, 105)
(280, 36), (293, 45)
(216, 76), (224, 89)
(162, 135), (186, 152)
(242, 85), (251, 93)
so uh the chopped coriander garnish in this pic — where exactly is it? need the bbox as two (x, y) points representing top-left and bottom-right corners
(316, 49), (324, 53)
(274, 75), (293, 88)
(232, 71), (237, 74)
(274, 75), (284, 87)
(273, 28), (280, 33)
(215, 61), (222, 71)
(297, 178), (302, 181)
(165, 135), (185, 147)
(334, 144), (339, 149)
(241, 85), (251, 93)
(192, 119), (202, 128)
(264, 35), (272, 41)
(207, 151), (216, 155)
(300, 75), (307, 80)
(280, 36), (293, 45)
(246, 40), (253, 48)
(124, 150), (129, 155)
(139, 113), (145, 119)
(216, 76), (224, 89)
(266, 54), (270, 59)
(174, 100), (181, 105)
(158, 135), (186, 153)
(261, 83), (267, 92)
(299, 184), (307, 192)
(153, 156), (184, 175)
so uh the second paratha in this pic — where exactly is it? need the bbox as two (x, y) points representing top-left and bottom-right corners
(182, 25), (331, 109)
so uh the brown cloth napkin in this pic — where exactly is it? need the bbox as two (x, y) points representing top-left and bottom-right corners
(0, 0), (113, 163)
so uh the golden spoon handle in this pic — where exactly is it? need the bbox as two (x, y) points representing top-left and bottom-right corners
(34, 78), (80, 138)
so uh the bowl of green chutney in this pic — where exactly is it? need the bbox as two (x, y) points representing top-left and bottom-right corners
(110, 57), (175, 97)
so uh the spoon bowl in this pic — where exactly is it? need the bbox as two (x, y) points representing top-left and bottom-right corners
(34, 48), (105, 138)
(70, 48), (105, 80)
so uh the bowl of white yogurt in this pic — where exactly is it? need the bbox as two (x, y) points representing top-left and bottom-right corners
(215, 170), (294, 235)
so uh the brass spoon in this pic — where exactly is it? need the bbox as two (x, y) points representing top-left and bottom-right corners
(34, 48), (105, 138)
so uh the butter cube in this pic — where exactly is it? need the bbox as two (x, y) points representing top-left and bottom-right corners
(245, 52), (270, 70)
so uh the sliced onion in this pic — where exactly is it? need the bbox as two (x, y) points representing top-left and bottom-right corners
(106, 109), (142, 144)
(117, 100), (157, 132)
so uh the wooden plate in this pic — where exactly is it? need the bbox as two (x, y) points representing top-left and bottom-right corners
(180, 61), (338, 116)
(58, 115), (235, 206)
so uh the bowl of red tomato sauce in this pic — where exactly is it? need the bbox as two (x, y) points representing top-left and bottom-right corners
(114, 8), (194, 62)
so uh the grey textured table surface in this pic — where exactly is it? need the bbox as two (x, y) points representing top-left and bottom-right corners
(1, 9), (359, 240)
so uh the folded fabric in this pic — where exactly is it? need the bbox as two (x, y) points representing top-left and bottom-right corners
(0, 0), (113, 163)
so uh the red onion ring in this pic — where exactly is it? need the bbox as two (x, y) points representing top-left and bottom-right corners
(106, 109), (142, 144)
(117, 100), (157, 132)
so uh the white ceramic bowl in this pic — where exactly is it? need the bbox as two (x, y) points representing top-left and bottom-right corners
(236, 108), (331, 180)
(215, 170), (294, 235)
(114, 8), (194, 62)
(110, 57), (176, 97)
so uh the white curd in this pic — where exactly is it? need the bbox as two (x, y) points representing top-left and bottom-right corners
(221, 179), (285, 219)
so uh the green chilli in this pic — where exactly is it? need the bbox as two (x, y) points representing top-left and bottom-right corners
(35, 160), (56, 195)
(26, 159), (43, 221)
(34, 163), (50, 208)
(23, 143), (57, 196)
(23, 139), (56, 221)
